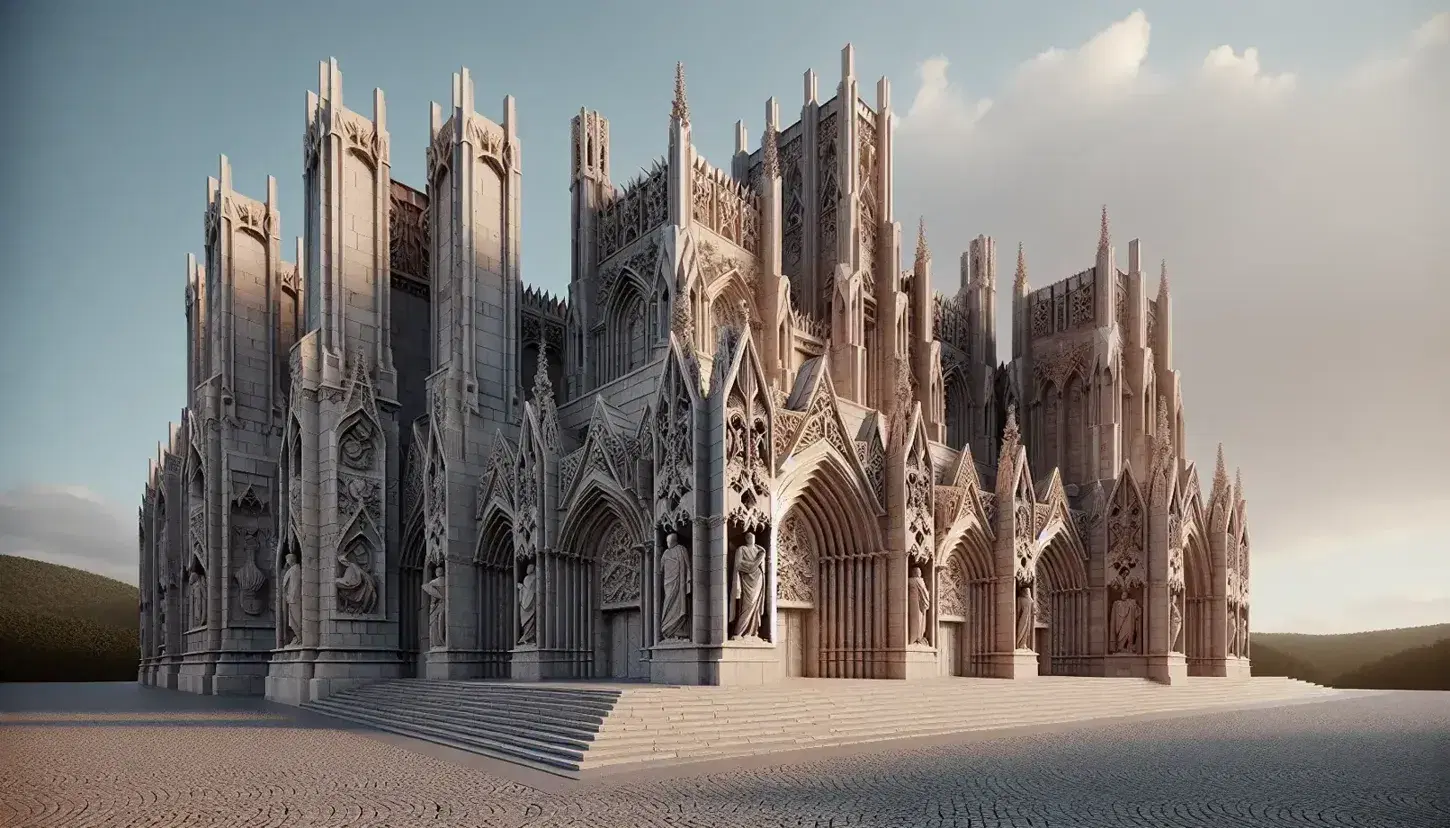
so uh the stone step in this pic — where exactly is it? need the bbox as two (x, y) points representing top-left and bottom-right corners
(303, 677), (1338, 778)
(305, 699), (589, 774)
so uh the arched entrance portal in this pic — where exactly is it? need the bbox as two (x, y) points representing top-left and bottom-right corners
(475, 510), (515, 677)
(553, 486), (647, 680)
(936, 529), (995, 676)
(776, 447), (886, 679)
(1031, 528), (1090, 676)
(1183, 523), (1213, 674)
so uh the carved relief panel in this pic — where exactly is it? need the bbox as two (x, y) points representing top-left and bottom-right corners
(1106, 480), (1146, 655)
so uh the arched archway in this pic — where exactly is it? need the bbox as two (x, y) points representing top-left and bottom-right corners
(777, 444), (885, 678)
(1032, 522), (1090, 676)
(553, 481), (647, 679)
(1182, 519), (1213, 675)
(937, 523), (994, 676)
(474, 507), (515, 677)
(943, 367), (972, 450)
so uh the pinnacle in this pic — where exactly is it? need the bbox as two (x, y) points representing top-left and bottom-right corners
(1234, 466), (1244, 501)
(1000, 403), (1020, 453)
(1158, 259), (1170, 298)
(1014, 243), (1028, 290)
(915, 217), (929, 267)
(672, 62), (689, 125)
(1097, 204), (1110, 256)
(1214, 444), (1229, 489)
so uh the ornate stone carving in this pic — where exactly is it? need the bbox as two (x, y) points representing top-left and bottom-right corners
(1068, 280), (1095, 328)
(187, 567), (207, 628)
(1110, 595), (1142, 655)
(1033, 341), (1093, 394)
(781, 134), (806, 275)
(1106, 496), (1145, 592)
(1013, 502), (1037, 582)
(1169, 596), (1184, 654)
(938, 560), (967, 617)
(338, 474), (382, 522)
(600, 524), (641, 605)
(905, 439), (934, 566)
(776, 514), (813, 604)
(1015, 582), (1035, 650)
(689, 159), (760, 255)
(817, 112), (839, 288)
(339, 418), (377, 471)
(335, 536), (379, 615)
(723, 357), (771, 535)
(729, 532), (767, 640)
(654, 356), (695, 535)
(597, 238), (661, 310)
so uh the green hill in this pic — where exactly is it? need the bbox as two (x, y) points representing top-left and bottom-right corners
(1254, 624), (1450, 683)
(1248, 640), (1322, 683)
(0, 555), (140, 682)
(1333, 637), (1450, 691)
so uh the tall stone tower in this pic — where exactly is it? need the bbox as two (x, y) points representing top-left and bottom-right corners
(267, 60), (401, 704)
(176, 157), (296, 696)
(418, 68), (523, 679)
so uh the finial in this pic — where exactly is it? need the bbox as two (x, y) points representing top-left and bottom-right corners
(532, 333), (553, 401)
(915, 217), (929, 268)
(1234, 467), (1244, 501)
(762, 123), (780, 179)
(1014, 243), (1028, 290)
(1158, 259), (1170, 299)
(1214, 444), (1229, 490)
(672, 62), (689, 125)
(1097, 204), (1110, 257)
(1001, 404), (1020, 453)
(1154, 396), (1172, 468)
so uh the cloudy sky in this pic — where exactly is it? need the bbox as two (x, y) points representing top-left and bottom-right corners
(1, 1), (1445, 633)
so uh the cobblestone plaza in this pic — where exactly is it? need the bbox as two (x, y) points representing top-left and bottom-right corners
(2, 683), (1446, 827)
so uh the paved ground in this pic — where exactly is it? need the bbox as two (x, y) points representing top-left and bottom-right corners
(1, 683), (1447, 828)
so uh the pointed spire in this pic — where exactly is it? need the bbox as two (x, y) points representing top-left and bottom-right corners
(672, 62), (689, 125)
(1153, 395), (1173, 472)
(1158, 259), (1170, 299)
(1013, 242), (1028, 291)
(1213, 444), (1229, 492)
(1000, 403), (1021, 459)
(1097, 204), (1110, 257)
(532, 331), (553, 402)
(1234, 467), (1244, 503)
(915, 217), (929, 268)
(762, 123), (780, 179)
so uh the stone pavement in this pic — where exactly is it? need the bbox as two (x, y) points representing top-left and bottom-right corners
(1, 683), (1447, 828)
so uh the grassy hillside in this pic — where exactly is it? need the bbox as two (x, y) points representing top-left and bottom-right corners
(1255, 624), (1450, 682)
(0, 555), (140, 682)
(1248, 641), (1322, 683)
(1334, 637), (1450, 691)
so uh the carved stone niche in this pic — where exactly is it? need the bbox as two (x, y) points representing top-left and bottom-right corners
(228, 472), (274, 623)
(726, 525), (771, 643)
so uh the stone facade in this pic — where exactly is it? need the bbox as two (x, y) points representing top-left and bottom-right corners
(138, 48), (1253, 703)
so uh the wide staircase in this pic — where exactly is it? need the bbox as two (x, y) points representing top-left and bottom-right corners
(303, 676), (1344, 778)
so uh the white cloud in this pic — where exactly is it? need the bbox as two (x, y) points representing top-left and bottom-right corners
(895, 12), (1450, 635)
(0, 485), (137, 585)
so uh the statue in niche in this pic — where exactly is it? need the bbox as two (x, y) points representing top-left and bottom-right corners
(659, 532), (692, 641)
(335, 538), (379, 614)
(280, 551), (302, 646)
(729, 532), (767, 640)
(1111, 594), (1142, 654)
(339, 419), (376, 471)
(1169, 596), (1184, 654)
(423, 564), (447, 649)
(1015, 582), (1035, 651)
(517, 563), (538, 645)
(188, 568), (206, 628)
(908, 567), (931, 645)
(1228, 611), (1240, 656)
(235, 527), (267, 616)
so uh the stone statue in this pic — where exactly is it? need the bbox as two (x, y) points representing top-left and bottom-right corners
(1169, 597), (1184, 653)
(659, 532), (691, 640)
(235, 527), (267, 616)
(1228, 611), (1240, 656)
(334, 542), (379, 614)
(517, 563), (537, 645)
(423, 565), (447, 649)
(907, 566), (930, 645)
(1111, 595), (1141, 654)
(187, 569), (206, 628)
(280, 552), (301, 646)
(729, 532), (767, 639)
(1015, 583), (1035, 650)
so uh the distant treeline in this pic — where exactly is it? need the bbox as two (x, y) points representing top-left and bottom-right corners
(1252, 625), (1450, 690)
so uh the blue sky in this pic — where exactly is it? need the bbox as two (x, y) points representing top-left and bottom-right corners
(1, 0), (1446, 633)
